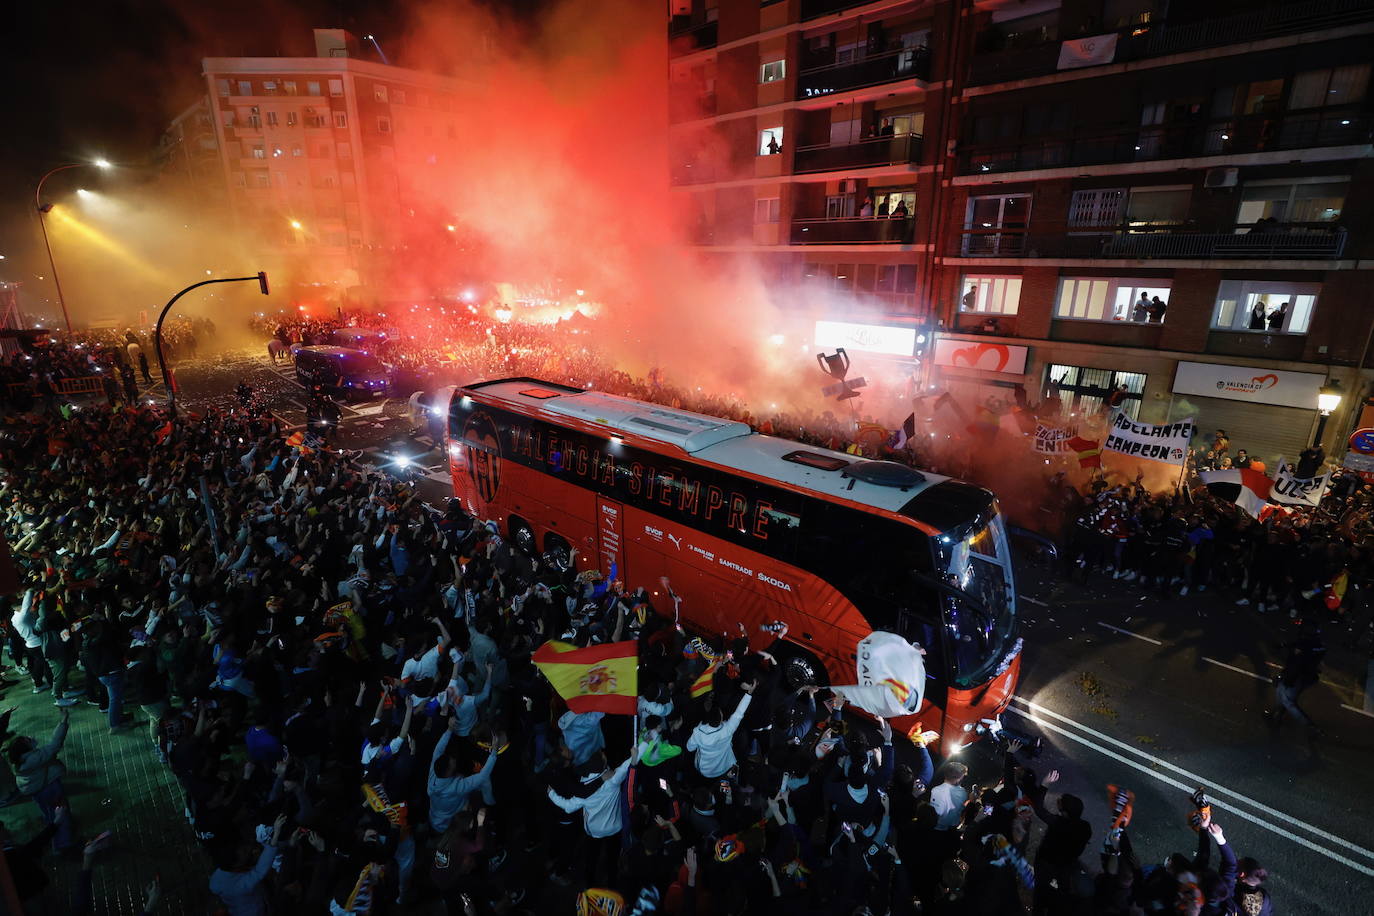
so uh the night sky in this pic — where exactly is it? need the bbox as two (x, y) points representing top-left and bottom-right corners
(0, 0), (544, 288)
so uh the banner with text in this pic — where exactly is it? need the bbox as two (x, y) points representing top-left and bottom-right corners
(1103, 411), (1193, 465)
(1032, 423), (1077, 454)
(1271, 461), (1331, 507)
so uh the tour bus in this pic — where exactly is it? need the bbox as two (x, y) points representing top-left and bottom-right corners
(447, 378), (1020, 748)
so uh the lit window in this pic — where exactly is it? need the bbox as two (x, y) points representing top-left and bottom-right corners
(283, 81), (298, 95)
(262, 80), (278, 93)
(292, 145), (304, 157)
(334, 112), (348, 128)
(266, 111), (278, 127)
(1236, 180), (1347, 225)
(958, 275), (1022, 314)
(374, 84), (388, 102)
(329, 80), (344, 97)
(1055, 278), (1172, 323)
(251, 145), (265, 159)
(307, 81), (322, 96)
(272, 147), (284, 158)
(216, 79), (230, 97)
(286, 112), (297, 127)
(758, 127), (784, 156)
(754, 198), (781, 223)
(237, 81), (252, 95)
(759, 60), (786, 84)
(1211, 280), (1318, 335)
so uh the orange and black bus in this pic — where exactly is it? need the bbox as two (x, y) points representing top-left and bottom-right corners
(447, 378), (1020, 748)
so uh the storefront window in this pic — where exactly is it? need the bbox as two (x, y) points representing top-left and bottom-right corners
(1212, 281), (1318, 335)
(1044, 364), (1146, 419)
(1055, 278), (1171, 323)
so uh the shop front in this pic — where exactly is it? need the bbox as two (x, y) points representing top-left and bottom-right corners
(1168, 360), (1323, 465)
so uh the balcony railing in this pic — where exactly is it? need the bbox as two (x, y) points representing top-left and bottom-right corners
(793, 133), (923, 174)
(800, 0), (874, 19)
(668, 17), (718, 56)
(958, 107), (1372, 175)
(952, 223), (1348, 259)
(797, 46), (930, 100)
(670, 161), (718, 186)
(791, 215), (915, 245)
(968, 0), (1374, 85)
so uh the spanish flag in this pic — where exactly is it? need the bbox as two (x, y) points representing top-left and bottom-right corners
(532, 640), (638, 715)
(1066, 436), (1102, 469)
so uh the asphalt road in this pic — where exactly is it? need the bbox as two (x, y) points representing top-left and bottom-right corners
(173, 349), (1374, 914)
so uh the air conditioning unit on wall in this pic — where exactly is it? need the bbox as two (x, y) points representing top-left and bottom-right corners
(1204, 167), (1239, 189)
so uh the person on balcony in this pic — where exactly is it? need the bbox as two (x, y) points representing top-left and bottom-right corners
(860, 197), (874, 218)
(1267, 301), (1289, 331)
(1248, 300), (1268, 330)
(1148, 296), (1168, 323)
(1132, 292), (1150, 322)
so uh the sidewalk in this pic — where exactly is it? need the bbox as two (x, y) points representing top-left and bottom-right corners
(2, 675), (207, 914)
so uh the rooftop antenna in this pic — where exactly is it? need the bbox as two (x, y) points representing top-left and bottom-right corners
(363, 34), (389, 65)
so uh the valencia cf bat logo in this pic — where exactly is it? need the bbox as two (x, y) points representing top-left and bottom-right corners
(461, 411), (503, 503)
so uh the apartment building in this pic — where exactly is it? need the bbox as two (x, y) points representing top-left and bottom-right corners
(155, 97), (229, 226)
(201, 29), (469, 297)
(671, 0), (1374, 462)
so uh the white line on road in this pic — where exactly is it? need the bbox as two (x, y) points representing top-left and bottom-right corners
(1096, 622), (1162, 645)
(1006, 701), (1374, 877)
(1009, 696), (1374, 867)
(1340, 704), (1374, 718)
(1019, 594), (1048, 607)
(1201, 657), (1271, 682)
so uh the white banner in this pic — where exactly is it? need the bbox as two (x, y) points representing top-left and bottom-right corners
(932, 338), (1029, 375)
(1344, 451), (1374, 472)
(1172, 361), (1324, 409)
(1057, 33), (1119, 70)
(833, 631), (925, 718)
(1103, 410), (1194, 465)
(1032, 423), (1076, 454)
(1270, 460), (1330, 507)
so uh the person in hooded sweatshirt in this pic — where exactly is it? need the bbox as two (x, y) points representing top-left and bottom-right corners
(557, 708), (605, 767)
(686, 679), (756, 780)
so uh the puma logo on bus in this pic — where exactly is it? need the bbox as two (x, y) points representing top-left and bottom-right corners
(667, 533), (683, 550)
(950, 343), (1010, 372)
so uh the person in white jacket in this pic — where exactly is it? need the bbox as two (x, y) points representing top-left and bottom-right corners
(686, 680), (756, 780)
(547, 746), (639, 886)
(12, 589), (50, 693)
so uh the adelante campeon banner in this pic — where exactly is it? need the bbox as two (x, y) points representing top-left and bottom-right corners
(1103, 411), (1193, 466)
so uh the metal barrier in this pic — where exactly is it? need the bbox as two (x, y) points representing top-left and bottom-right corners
(5, 375), (108, 400)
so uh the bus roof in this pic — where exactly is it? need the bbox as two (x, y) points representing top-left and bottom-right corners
(461, 377), (969, 516)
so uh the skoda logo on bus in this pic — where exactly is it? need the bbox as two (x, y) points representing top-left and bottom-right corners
(461, 411), (503, 502)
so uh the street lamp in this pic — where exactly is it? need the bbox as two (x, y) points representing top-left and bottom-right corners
(34, 159), (113, 335)
(156, 271), (270, 417)
(1313, 379), (1343, 447)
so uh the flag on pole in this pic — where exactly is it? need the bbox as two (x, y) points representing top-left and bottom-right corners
(1199, 468), (1272, 519)
(689, 658), (720, 697)
(532, 640), (638, 714)
(1066, 436), (1102, 468)
(890, 412), (917, 450)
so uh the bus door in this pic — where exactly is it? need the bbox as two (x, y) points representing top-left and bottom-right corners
(596, 498), (626, 580)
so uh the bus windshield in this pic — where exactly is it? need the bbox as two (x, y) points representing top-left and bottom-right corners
(943, 513), (1016, 688)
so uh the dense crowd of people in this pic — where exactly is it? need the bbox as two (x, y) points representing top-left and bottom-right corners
(0, 331), (1286, 914)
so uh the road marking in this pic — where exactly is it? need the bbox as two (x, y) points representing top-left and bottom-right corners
(1019, 594), (1048, 607)
(1201, 657), (1271, 682)
(1096, 622), (1161, 645)
(1009, 696), (1374, 867)
(1340, 704), (1374, 718)
(1264, 661), (1352, 695)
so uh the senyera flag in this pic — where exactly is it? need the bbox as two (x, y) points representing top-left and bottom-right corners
(532, 640), (638, 714)
(1200, 468), (1272, 519)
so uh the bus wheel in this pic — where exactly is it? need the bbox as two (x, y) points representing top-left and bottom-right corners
(545, 536), (572, 572)
(781, 647), (828, 691)
(509, 518), (536, 556)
